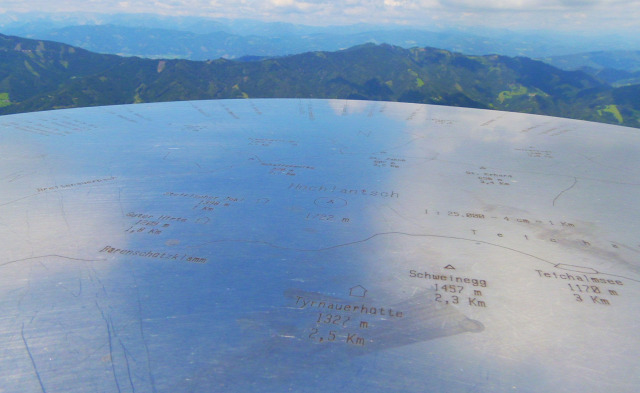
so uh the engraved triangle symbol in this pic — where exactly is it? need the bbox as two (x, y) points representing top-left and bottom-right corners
(444, 265), (456, 270)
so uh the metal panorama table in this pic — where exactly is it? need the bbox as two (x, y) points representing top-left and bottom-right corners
(1, 99), (639, 392)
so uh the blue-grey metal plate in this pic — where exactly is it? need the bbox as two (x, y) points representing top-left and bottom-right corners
(1, 99), (639, 392)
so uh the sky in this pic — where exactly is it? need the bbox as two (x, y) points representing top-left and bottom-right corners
(0, 0), (639, 33)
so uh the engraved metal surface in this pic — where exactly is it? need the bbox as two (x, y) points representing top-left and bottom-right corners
(1, 99), (639, 392)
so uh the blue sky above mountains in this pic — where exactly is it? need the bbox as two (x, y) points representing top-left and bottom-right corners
(0, 0), (638, 34)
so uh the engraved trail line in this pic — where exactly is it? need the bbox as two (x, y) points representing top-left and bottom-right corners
(192, 231), (639, 283)
(553, 177), (578, 206)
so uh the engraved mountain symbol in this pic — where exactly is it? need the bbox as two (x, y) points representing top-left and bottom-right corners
(349, 285), (367, 298)
(444, 265), (456, 270)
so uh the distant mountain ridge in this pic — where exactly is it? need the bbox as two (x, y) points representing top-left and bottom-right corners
(542, 51), (640, 73)
(8, 19), (640, 61)
(541, 51), (640, 87)
(10, 24), (506, 60)
(0, 34), (638, 128)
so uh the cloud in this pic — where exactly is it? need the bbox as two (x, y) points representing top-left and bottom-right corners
(0, 0), (638, 32)
(437, 0), (634, 11)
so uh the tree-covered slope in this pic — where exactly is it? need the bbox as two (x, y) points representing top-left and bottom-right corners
(1, 34), (638, 128)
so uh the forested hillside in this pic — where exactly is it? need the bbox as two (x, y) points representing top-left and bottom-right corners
(1, 34), (638, 128)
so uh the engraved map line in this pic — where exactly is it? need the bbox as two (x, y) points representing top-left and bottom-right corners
(21, 323), (47, 393)
(0, 193), (39, 207)
(553, 177), (578, 206)
(192, 231), (639, 283)
(0, 254), (105, 268)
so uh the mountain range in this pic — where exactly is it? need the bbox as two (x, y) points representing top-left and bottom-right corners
(542, 51), (640, 86)
(4, 13), (640, 61)
(0, 33), (638, 128)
